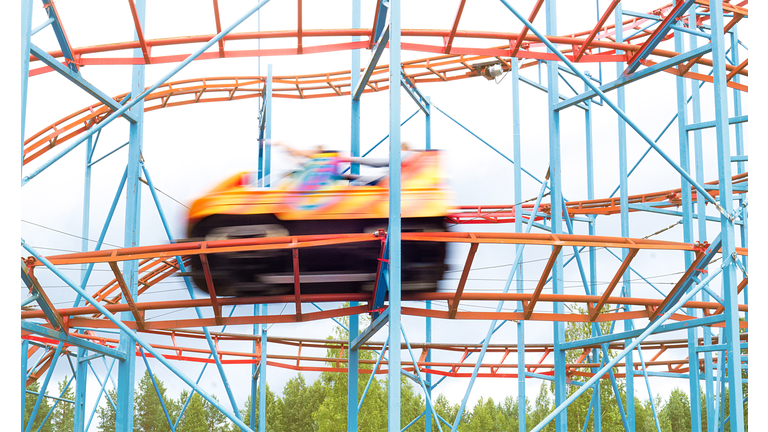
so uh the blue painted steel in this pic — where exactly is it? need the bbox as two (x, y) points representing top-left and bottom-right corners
(41, 0), (78, 72)
(686, 115), (748, 131)
(172, 307), (241, 430)
(583, 78), (602, 432)
(21, 242), (257, 432)
(529, 259), (728, 431)
(33, 376), (76, 432)
(21, 0), (34, 171)
(425, 97), (431, 150)
(710, 3), (744, 430)
(670, 23), (711, 39)
(388, 1), (403, 429)
(31, 17), (55, 36)
(22, 339), (29, 429)
(623, 0), (696, 74)
(141, 162), (246, 425)
(29, 44), (138, 123)
(626, 205), (743, 225)
(636, 346), (663, 432)
(311, 303), (349, 331)
(341, 110), (420, 175)
(21, 0), (273, 186)
(555, 43), (713, 111)
(88, 141), (129, 167)
(400, 75), (430, 114)
(498, 0), (725, 215)
(433, 106), (549, 189)
(21, 264), (61, 330)
(400, 326), (442, 431)
(264, 65), (273, 187)
(21, 293), (40, 308)
(518, 75), (588, 111)
(117, 0), (147, 425)
(561, 314), (726, 351)
(371, 236), (390, 319)
(26, 346), (51, 381)
(512, 56), (526, 432)
(372, 0), (389, 42)
(352, 308), (389, 350)
(348, 300), (359, 432)
(622, 10), (662, 20)
(543, 2), (567, 429)
(402, 411), (425, 432)
(20, 321), (126, 360)
(25, 341), (63, 432)
(351, 0), (361, 175)
(352, 23), (389, 101)
(139, 349), (176, 431)
(259, 303), (267, 432)
(425, 301), (432, 432)
(450, 175), (549, 430)
(251, 305), (257, 431)
(655, 234), (722, 320)
(358, 339), (389, 411)
(85, 359), (118, 431)
(74, 166), (128, 307)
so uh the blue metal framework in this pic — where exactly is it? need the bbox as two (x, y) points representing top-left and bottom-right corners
(20, 1), (748, 432)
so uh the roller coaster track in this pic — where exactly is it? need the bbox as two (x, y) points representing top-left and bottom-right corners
(23, 2), (748, 167)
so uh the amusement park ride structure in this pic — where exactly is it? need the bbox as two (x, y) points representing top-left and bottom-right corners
(20, 1), (748, 432)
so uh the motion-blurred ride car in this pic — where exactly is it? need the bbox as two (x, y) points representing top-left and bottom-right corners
(185, 150), (452, 297)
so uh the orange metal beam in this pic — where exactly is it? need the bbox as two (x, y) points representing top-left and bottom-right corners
(510, 0), (545, 57)
(444, 0), (467, 54)
(108, 262), (145, 330)
(590, 248), (640, 321)
(449, 241), (478, 319)
(650, 250), (706, 321)
(525, 245), (563, 320)
(199, 254), (223, 326)
(127, 0), (151, 64)
(574, 0), (621, 62)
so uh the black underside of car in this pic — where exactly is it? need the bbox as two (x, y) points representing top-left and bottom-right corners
(185, 214), (447, 297)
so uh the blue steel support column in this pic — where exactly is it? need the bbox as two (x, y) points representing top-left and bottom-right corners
(729, 24), (747, 325)
(545, 1), (566, 430)
(511, 57), (526, 432)
(251, 306), (258, 431)
(388, 0), (402, 430)
(117, 1), (145, 430)
(584, 79), (600, 432)
(614, 8), (635, 430)
(351, 0), (361, 175)
(710, 2), (744, 431)
(349, 3), (361, 425)
(264, 65), (273, 186)
(74, 134), (93, 432)
(671, 2), (699, 430)
(348, 301), (359, 432)
(21, 0), (33, 170)
(425, 301), (432, 432)
(259, 303), (267, 432)
(689, 7), (710, 431)
(425, 97), (431, 150)
(22, 339), (29, 429)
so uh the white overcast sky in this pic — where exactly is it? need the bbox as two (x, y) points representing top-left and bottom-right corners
(4, 0), (766, 429)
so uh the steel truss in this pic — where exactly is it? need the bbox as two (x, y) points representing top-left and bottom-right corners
(20, 1), (747, 432)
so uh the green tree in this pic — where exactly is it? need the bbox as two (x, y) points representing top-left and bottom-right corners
(25, 381), (54, 432)
(51, 377), (75, 432)
(528, 384), (556, 432)
(660, 388), (691, 432)
(236, 385), (284, 432)
(281, 374), (325, 432)
(96, 388), (118, 432)
(432, 393), (461, 431)
(178, 390), (209, 432)
(134, 370), (179, 432)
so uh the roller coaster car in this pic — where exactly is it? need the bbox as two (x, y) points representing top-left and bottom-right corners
(185, 150), (453, 297)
